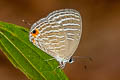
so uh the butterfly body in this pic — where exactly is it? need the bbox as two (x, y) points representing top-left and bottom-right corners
(29, 9), (82, 68)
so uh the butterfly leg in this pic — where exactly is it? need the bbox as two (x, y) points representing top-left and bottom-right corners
(56, 61), (66, 69)
(44, 58), (55, 61)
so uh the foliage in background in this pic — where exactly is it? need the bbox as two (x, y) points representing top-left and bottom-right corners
(0, 22), (68, 80)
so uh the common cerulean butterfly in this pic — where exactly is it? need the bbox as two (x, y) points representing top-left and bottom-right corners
(29, 9), (82, 68)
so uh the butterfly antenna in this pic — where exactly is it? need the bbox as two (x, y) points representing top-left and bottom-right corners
(72, 56), (93, 70)
(72, 56), (93, 62)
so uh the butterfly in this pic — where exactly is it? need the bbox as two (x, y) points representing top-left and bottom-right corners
(29, 9), (82, 68)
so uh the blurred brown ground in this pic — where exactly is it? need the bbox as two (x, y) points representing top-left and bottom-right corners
(0, 0), (120, 80)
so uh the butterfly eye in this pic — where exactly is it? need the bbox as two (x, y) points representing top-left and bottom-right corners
(69, 57), (74, 63)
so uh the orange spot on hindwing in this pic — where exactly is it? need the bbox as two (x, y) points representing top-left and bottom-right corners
(31, 29), (39, 37)
(32, 39), (35, 43)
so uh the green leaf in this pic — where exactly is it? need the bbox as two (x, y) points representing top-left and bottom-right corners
(0, 21), (69, 80)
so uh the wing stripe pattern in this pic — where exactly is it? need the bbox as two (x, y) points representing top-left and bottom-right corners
(30, 9), (82, 60)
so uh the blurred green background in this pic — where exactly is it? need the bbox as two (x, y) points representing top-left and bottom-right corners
(0, 0), (120, 80)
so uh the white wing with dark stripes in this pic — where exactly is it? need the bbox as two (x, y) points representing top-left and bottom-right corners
(29, 9), (82, 62)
